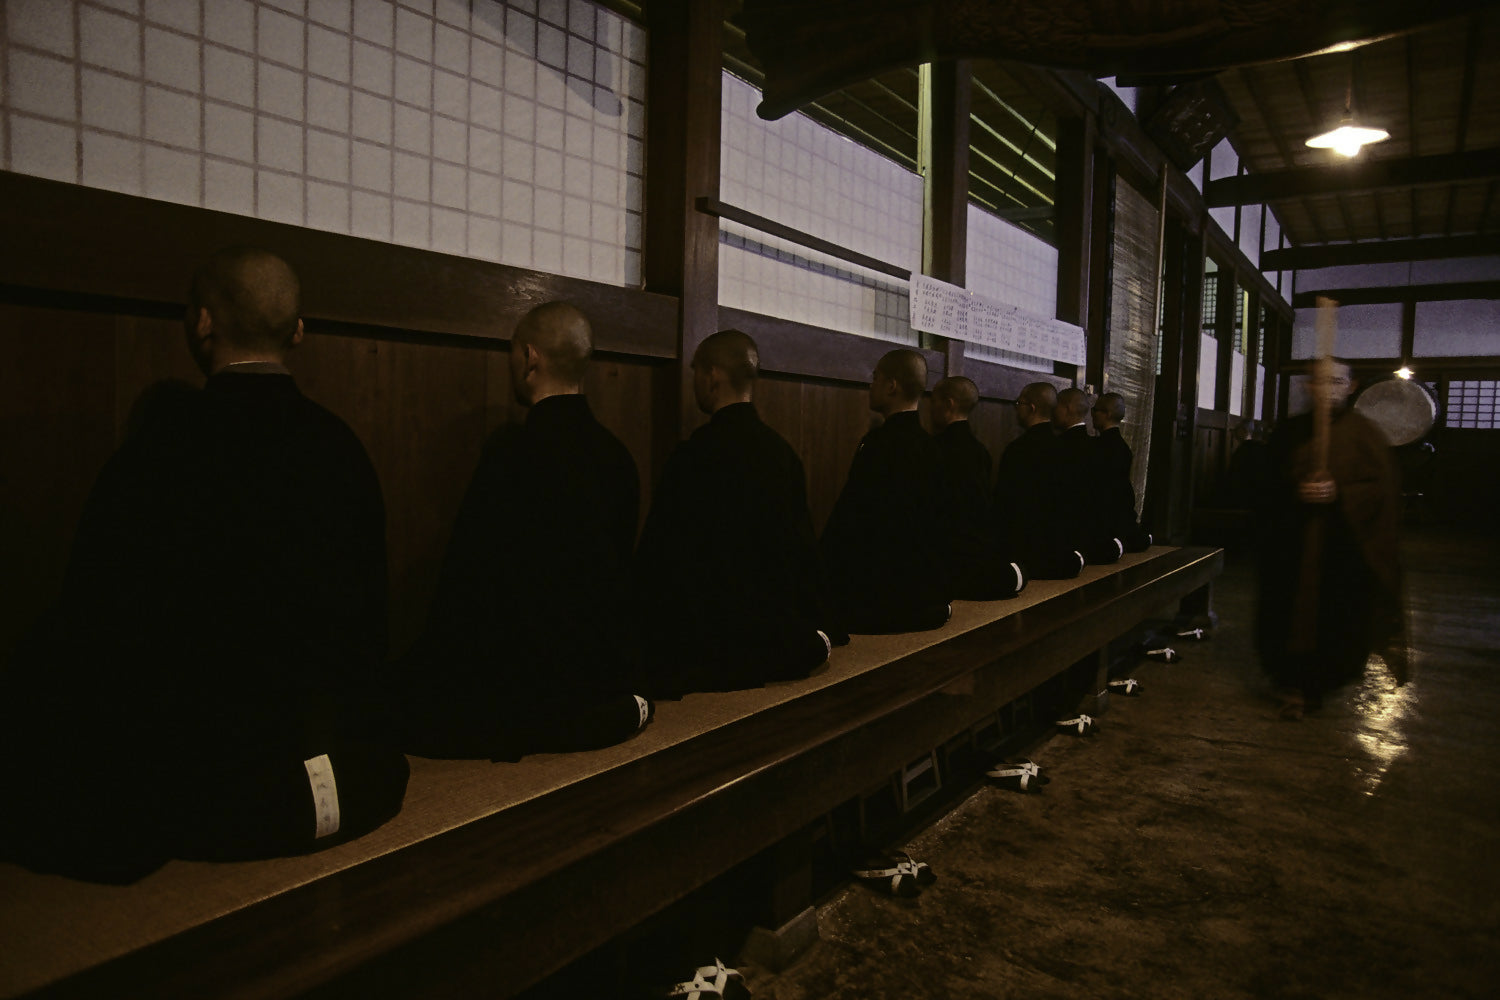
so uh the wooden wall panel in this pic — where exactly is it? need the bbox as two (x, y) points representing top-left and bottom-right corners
(968, 399), (1020, 486)
(295, 332), (492, 656)
(582, 357), (664, 528)
(0, 304), (118, 659)
(113, 316), (202, 432)
(757, 375), (875, 533)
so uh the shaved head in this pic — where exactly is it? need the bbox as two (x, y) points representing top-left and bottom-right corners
(512, 301), (593, 386)
(1016, 381), (1057, 421)
(875, 349), (927, 403)
(189, 246), (301, 353)
(1055, 388), (1090, 428)
(1098, 392), (1125, 422)
(933, 376), (979, 417)
(694, 329), (759, 391)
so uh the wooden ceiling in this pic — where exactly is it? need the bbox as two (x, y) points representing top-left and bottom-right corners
(1209, 8), (1500, 258)
(732, 0), (1500, 267)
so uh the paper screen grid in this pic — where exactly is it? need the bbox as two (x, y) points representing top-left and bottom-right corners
(1, 0), (647, 286)
(965, 204), (1059, 371)
(718, 72), (922, 345)
(1446, 380), (1499, 429)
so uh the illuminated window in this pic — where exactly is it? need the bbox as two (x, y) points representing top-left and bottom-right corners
(1445, 380), (1500, 429)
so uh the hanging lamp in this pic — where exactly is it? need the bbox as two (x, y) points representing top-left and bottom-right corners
(1305, 51), (1390, 157)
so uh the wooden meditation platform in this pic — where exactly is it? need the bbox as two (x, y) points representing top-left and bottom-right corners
(0, 545), (1222, 1000)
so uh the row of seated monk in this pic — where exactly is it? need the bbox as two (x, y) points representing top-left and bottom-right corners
(0, 247), (1150, 883)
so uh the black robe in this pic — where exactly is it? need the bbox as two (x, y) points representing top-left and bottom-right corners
(1049, 424), (1125, 565)
(0, 372), (406, 879)
(1255, 410), (1402, 698)
(394, 393), (647, 759)
(635, 402), (837, 697)
(821, 410), (952, 633)
(932, 421), (1026, 600)
(992, 422), (1083, 580)
(1096, 426), (1153, 552)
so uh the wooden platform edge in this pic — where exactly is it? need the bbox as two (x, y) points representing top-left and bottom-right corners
(20, 546), (1223, 1000)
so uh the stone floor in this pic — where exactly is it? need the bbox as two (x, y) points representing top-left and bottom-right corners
(748, 530), (1500, 1000)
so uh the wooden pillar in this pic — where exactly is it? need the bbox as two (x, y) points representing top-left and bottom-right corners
(921, 60), (971, 378)
(1262, 313), (1284, 422)
(1212, 271), (1234, 417)
(1143, 216), (1184, 533)
(1174, 228), (1207, 541)
(1055, 115), (1095, 385)
(1244, 288), (1262, 423)
(1084, 152), (1114, 392)
(643, 0), (722, 440)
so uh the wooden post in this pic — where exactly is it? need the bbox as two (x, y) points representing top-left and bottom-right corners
(1174, 228), (1207, 541)
(1143, 215), (1185, 534)
(1085, 151), (1115, 393)
(1055, 115), (1095, 385)
(920, 60), (971, 378)
(643, 0), (723, 442)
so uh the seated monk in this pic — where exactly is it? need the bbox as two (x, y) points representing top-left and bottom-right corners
(929, 376), (1026, 600)
(634, 330), (843, 698)
(1090, 391), (1153, 552)
(1050, 387), (1125, 565)
(0, 247), (407, 881)
(992, 381), (1085, 580)
(820, 349), (952, 633)
(390, 302), (651, 759)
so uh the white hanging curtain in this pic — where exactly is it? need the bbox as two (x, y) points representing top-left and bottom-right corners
(1104, 176), (1164, 514)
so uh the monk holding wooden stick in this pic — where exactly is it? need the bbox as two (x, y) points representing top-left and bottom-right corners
(1255, 298), (1403, 719)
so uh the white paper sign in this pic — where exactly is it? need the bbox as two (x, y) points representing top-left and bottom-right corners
(909, 275), (1085, 365)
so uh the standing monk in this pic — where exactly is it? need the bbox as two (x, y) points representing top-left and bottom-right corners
(635, 330), (841, 697)
(1256, 360), (1400, 719)
(821, 349), (952, 633)
(393, 302), (651, 758)
(929, 376), (1026, 600)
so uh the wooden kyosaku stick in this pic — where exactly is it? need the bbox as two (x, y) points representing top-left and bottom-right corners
(1289, 296), (1340, 655)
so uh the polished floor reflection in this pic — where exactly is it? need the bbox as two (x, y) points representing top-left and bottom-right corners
(756, 529), (1500, 1000)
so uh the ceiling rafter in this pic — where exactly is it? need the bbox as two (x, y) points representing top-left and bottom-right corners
(1261, 234), (1500, 270)
(1204, 149), (1500, 205)
(1238, 64), (1299, 171)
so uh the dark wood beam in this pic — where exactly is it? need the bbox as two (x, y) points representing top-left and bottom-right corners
(992, 206), (1056, 223)
(923, 60), (972, 376)
(696, 199), (911, 280)
(925, 60), (972, 288)
(718, 306), (945, 386)
(1291, 281), (1500, 308)
(1405, 34), (1421, 240)
(1480, 180), (1498, 234)
(1401, 299), (1417, 362)
(1054, 115), (1095, 363)
(643, 0), (724, 438)
(0, 171), (677, 358)
(1239, 65), (1299, 172)
(1085, 150), (1115, 392)
(1261, 234), (1500, 270)
(1204, 149), (1500, 207)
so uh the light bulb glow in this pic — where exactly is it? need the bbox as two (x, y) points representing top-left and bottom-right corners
(1395, 366), (1414, 380)
(1306, 123), (1391, 157)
